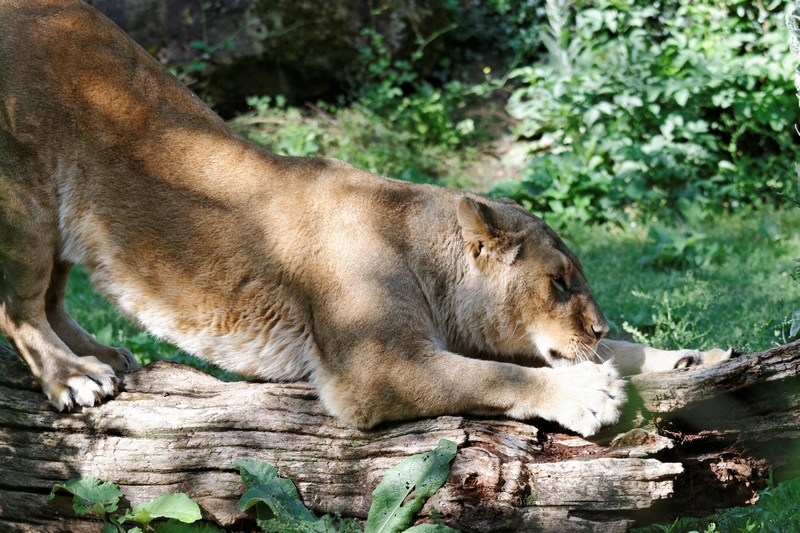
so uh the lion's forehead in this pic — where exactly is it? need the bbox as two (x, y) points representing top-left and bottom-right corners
(515, 236), (573, 271)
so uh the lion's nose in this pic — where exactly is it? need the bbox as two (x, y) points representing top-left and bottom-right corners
(591, 324), (607, 341)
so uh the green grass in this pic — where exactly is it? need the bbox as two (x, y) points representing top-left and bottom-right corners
(633, 474), (800, 533)
(565, 205), (800, 354)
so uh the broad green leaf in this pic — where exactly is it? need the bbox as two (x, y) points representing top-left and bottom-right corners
(584, 107), (601, 128)
(48, 477), (122, 517)
(232, 459), (335, 532)
(233, 459), (315, 521)
(233, 458), (280, 490)
(364, 439), (457, 533)
(673, 88), (690, 107)
(95, 323), (114, 345)
(404, 525), (460, 533)
(152, 518), (226, 533)
(790, 311), (800, 339)
(130, 493), (202, 526)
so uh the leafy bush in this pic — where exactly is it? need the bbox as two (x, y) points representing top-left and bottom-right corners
(442, 0), (547, 72)
(564, 206), (800, 353)
(493, 0), (800, 224)
(638, 225), (725, 270)
(490, 150), (621, 227)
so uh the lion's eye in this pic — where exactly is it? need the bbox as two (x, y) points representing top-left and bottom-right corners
(552, 275), (568, 291)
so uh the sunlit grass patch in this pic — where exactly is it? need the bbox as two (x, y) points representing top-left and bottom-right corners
(566, 205), (800, 353)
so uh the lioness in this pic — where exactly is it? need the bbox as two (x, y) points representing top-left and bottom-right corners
(0, 0), (729, 437)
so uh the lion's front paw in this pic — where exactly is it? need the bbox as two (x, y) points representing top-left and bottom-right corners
(666, 347), (733, 370)
(548, 361), (627, 437)
(639, 345), (734, 373)
(698, 347), (734, 366)
(42, 356), (120, 411)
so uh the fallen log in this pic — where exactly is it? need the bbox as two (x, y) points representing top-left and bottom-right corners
(1, 339), (799, 533)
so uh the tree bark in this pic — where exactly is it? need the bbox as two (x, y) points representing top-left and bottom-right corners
(2, 340), (800, 532)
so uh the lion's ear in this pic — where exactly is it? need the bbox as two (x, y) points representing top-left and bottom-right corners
(456, 197), (519, 264)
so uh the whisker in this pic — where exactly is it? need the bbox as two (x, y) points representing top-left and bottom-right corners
(578, 343), (589, 363)
(583, 343), (602, 361)
(584, 344), (595, 363)
(511, 321), (520, 342)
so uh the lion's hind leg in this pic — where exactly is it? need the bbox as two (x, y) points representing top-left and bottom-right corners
(45, 261), (138, 372)
(0, 204), (121, 410)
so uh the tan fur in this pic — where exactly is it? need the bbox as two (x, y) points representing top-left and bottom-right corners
(0, 0), (730, 437)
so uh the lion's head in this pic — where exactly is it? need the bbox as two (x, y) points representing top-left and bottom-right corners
(454, 196), (608, 367)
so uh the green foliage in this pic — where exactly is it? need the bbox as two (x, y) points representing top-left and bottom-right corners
(791, 310), (800, 339)
(364, 439), (458, 533)
(441, 0), (544, 75)
(47, 478), (216, 533)
(48, 477), (123, 523)
(49, 443), (458, 533)
(494, 0), (799, 224)
(638, 225), (723, 270)
(621, 273), (711, 350)
(355, 24), (465, 149)
(167, 0), (252, 108)
(231, 89), (476, 186)
(233, 458), (347, 532)
(128, 493), (202, 527)
(490, 150), (620, 227)
(232, 440), (458, 533)
(230, 23), (488, 185)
